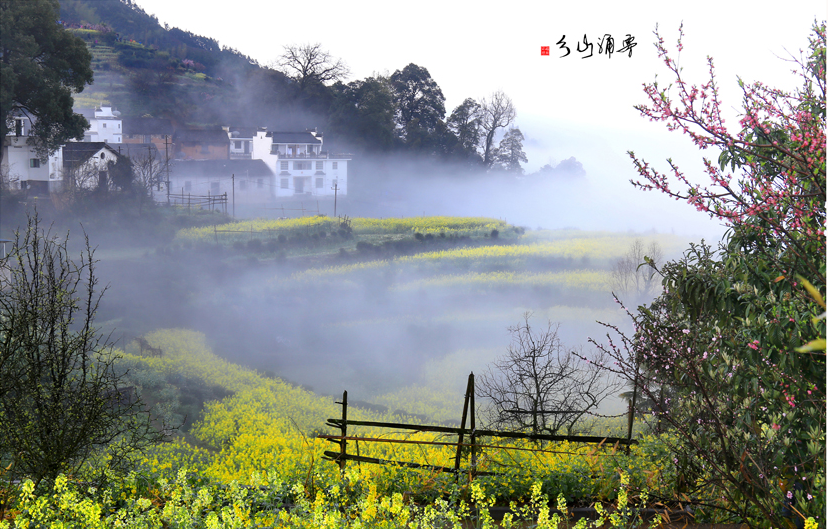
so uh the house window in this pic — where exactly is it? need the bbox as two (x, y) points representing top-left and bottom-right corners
(211, 181), (220, 194)
(234, 141), (242, 149)
(332, 162), (338, 170)
(315, 178), (323, 188)
(100, 153), (106, 159)
(184, 181), (192, 192)
(280, 178), (289, 189)
(29, 159), (40, 168)
(316, 161), (324, 170)
(293, 161), (311, 171)
(102, 123), (107, 128)
(280, 161), (288, 171)
(257, 178), (264, 189)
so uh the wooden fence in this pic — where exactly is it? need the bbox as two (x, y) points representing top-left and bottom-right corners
(168, 192), (228, 214)
(320, 373), (636, 476)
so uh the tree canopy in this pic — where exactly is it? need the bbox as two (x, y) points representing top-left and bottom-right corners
(493, 127), (528, 173)
(0, 0), (94, 162)
(390, 64), (446, 138)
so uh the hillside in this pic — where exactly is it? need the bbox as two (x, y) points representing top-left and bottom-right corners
(58, 0), (302, 128)
(60, 0), (258, 78)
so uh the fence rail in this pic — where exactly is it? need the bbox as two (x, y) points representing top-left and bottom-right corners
(322, 373), (636, 477)
(167, 192), (228, 214)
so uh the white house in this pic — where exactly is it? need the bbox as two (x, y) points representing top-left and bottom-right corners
(61, 142), (124, 190)
(1, 115), (63, 194)
(161, 159), (274, 206)
(82, 105), (122, 144)
(227, 127), (255, 160)
(252, 129), (349, 198)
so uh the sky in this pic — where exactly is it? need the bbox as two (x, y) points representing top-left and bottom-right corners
(131, 0), (825, 237)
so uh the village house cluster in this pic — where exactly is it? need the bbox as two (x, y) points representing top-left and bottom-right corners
(1, 105), (350, 204)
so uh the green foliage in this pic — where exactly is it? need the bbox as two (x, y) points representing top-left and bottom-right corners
(493, 127), (528, 174)
(0, 0), (94, 161)
(329, 76), (397, 151)
(390, 64), (447, 143)
(598, 21), (827, 527)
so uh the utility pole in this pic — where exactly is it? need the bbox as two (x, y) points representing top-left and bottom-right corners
(152, 144), (160, 191)
(231, 173), (235, 218)
(331, 181), (339, 217)
(164, 134), (171, 205)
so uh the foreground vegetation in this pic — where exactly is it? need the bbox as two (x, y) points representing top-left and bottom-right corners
(0, 329), (689, 528)
(1, 329), (821, 527)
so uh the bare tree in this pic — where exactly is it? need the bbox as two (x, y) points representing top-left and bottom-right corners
(129, 146), (166, 211)
(277, 43), (349, 92)
(0, 214), (163, 485)
(610, 239), (664, 304)
(479, 91), (516, 168)
(477, 313), (621, 437)
(58, 160), (102, 202)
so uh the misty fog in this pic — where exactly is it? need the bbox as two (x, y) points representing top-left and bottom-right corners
(82, 154), (714, 417)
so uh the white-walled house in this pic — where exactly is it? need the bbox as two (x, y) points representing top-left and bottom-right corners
(82, 105), (122, 144)
(160, 159), (274, 206)
(61, 142), (124, 190)
(252, 129), (349, 197)
(227, 127), (255, 160)
(1, 115), (63, 194)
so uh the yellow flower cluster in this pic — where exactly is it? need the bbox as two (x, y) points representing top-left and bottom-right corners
(398, 236), (677, 265)
(123, 330), (669, 501)
(174, 216), (516, 244)
(351, 216), (511, 235)
(392, 270), (610, 293)
(3, 469), (673, 528)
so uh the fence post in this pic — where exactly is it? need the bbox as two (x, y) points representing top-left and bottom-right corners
(454, 373), (474, 478)
(469, 372), (477, 475)
(337, 390), (348, 472)
(214, 224), (217, 244)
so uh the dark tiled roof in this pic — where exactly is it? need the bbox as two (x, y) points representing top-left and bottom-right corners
(122, 117), (174, 135)
(62, 142), (121, 167)
(267, 132), (322, 144)
(173, 129), (230, 144)
(171, 159), (273, 178)
(228, 127), (257, 138)
(115, 143), (164, 161)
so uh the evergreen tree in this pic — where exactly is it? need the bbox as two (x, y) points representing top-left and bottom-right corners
(0, 0), (94, 162)
(494, 127), (527, 173)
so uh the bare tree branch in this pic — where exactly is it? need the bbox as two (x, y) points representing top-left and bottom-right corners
(0, 214), (165, 486)
(610, 239), (664, 305)
(477, 313), (621, 438)
(277, 43), (349, 92)
(480, 91), (516, 168)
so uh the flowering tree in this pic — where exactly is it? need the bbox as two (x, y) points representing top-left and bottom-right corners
(593, 23), (825, 527)
(628, 23), (825, 285)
